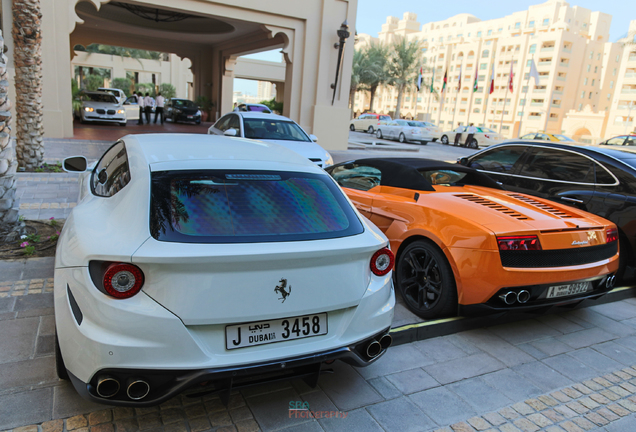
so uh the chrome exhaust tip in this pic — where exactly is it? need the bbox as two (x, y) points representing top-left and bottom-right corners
(517, 290), (531, 304)
(126, 379), (150, 401)
(366, 341), (382, 358)
(499, 291), (517, 305)
(606, 275), (616, 289)
(96, 376), (120, 398)
(379, 334), (393, 350)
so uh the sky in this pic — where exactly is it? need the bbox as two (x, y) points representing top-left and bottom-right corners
(234, 0), (633, 95)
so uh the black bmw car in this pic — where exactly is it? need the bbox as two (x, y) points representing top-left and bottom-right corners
(165, 98), (201, 124)
(459, 141), (636, 282)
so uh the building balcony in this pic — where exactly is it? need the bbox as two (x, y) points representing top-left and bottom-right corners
(538, 61), (552, 66)
(530, 102), (544, 106)
(533, 89), (547, 93)
(621, 89), (636, 94)
(562, 48), (572, 53)
(551, 104), (561, 108)
(556, 76), (566, 81)
(625, 72), (636, 78)
(628, 55), (636, 62)
(553, 90), (563, 95)
(559, 63), (569, 67)
(541, 47), (555, 52)
(527, 116), (543, 121)
(548, 117), (559, 122)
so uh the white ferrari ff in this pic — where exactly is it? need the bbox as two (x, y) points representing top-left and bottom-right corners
(55, 134), (395, 406)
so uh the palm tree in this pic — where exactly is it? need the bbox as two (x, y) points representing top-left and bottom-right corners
(364, 42), (390, 112)
(0, 31), (23, 242)
(349, 49), (368, 110)
(12, 0), (44, 170)
(387, 36), (422, 119)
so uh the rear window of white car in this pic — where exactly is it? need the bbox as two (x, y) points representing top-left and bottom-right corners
(149, 170), (363, 243)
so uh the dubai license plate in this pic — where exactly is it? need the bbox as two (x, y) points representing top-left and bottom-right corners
(546, 281), (591, 299)
(187, 115), (193, 118)
(225, 313), (327, 350)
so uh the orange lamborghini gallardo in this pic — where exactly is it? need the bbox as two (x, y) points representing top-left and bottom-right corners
(326, 158), (620, 319)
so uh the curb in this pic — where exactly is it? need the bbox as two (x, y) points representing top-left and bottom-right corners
(390, 285), (636, 346)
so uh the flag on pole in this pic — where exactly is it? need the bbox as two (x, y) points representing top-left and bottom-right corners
(528, 59), (540, 85)
(417, 67), (423, 91)
(457, 66), (462, 92)
(473, 65), (479, 92)
(442, 70), (448, 93)
(430, 68), (435, 93)
(489, 63), (495, 94)
(508, 61), (514, 93)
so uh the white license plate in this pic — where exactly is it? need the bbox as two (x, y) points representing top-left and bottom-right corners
(187, 115), (193, 118)
(546, 282), (591, 299)
(226, 313), (327, 350)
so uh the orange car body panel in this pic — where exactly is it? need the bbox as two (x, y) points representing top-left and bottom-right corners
(345, 184), (619, 307)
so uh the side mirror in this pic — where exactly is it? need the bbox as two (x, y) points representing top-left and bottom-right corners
(457, 157), (468, 166)
(63, 156), (87, 172)
(309, 134), (318, 142)
(224, 128), (238, 137)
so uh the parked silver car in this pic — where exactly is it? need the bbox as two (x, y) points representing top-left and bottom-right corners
(375, 120), (441, 144)
(74, 91), (126, 126)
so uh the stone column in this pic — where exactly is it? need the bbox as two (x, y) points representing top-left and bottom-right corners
(0, 31), (24, 242)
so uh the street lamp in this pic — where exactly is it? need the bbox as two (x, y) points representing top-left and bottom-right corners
(331, 20), (350, 105)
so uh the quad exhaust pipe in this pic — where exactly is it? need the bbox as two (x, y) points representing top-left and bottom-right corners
(366, 333), (393, 359)
(127, 378), (151, 400)
(499, 290), (531, 305)
(606, 275), (616, 289)
(96, 375), (120, 398)
(95, 375), (150, 400)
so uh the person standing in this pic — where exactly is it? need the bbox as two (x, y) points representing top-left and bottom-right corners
(144, 92), (154, 124)
(136, 91), (144, 125)
(465, 123), (477, 147)
(453, 123), (463, 146)
(154, 92), (165, 124)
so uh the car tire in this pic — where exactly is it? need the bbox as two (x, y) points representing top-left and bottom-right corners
(79, 115), (86, 124)
(376, 129), (383, 139)
(395, 239), (457, 320)
(440, 135), (449, 145)
(469, 139), (479, 149)
(55, 332), (69, 380)
(119, 122), (126, 127)
(367, 126), (374, 134)
(420, 140), (428, 145)
(350, 124), (355, 131)
(172, 114), (177, 124)
(399, 133), (406, 143)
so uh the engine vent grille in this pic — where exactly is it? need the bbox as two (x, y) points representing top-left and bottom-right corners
(507, 194), (575, 218)
(454, 194), (530, 220)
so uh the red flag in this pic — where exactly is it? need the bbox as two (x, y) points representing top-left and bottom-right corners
(489, 63), (494, 95)
(442, 70), (448, 92)
(457, 66), (462, 92)
(473, 65), (478, 92)
(508, 62), (514, 93)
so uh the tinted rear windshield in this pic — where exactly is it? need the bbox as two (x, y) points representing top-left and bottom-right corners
(150, 170), (363, 243)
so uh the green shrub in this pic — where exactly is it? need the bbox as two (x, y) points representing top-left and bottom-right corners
(83, 74), (104, 91)
(158, 83), (176, 99)
(259, 98), (283, 114)
(135, 83), (156, 97)
(111, 78), (133, 95)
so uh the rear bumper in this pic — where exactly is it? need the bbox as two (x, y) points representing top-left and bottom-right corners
(460, 274), (615, 316)
(175, 113), (201, 122)
(67, 328), (391, 407)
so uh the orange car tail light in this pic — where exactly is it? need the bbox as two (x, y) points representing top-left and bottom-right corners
(606, 227), (618, 243)
(370, 248), (394, 276)
(103, 263), (145, 299)
(497, 235), (542, 251)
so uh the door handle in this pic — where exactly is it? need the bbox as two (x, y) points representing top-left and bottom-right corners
(561, 197), (583, 204)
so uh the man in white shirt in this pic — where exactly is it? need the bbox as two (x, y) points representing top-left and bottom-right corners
(144, 93), (154, 124)
(453, 123), (463, 146)
(465, 123), (477, 147)
(154, 93), (165, 125)
(136, 91), (144, 125)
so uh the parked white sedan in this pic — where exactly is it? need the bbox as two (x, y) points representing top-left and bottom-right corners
(375, 120), (441, 144)
(56, 134), (395, 406)
(74, 91), (127, 126)
(209, 112), (333, 167)
(439, 126), (505, 149)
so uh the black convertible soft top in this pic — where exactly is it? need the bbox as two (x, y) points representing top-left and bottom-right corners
(328, 158), (504, 191)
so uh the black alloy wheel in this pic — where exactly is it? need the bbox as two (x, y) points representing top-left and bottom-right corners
(396, 240), (457, 319)
(376, 129), (383, 139)
(440, 135), (449, 145)
(399, 133), (406, 143)
(367, 125), (375, 134)
(468, 139), (479, 149)
(350, 124), (355, 131)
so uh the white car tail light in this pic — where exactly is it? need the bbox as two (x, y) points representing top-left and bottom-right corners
(103, 263), (145, 299)
(370, 248), (394, 276)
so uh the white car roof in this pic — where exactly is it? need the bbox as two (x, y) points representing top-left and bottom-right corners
(235, 112), (292, 121)
(123, 133), (317, 169)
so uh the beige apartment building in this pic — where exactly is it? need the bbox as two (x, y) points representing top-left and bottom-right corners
(354, 0), (628, 141)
